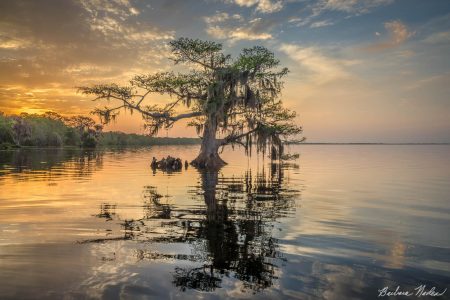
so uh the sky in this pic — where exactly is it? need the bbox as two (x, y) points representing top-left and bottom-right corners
(0, 0), (449, 142)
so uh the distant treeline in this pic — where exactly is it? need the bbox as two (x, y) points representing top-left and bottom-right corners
(0, 112), (200, 149)
(100, 132), (200, 146)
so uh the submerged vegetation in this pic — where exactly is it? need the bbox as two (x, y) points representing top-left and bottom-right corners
(80, 38), (304, 169)
(0, 111), (200, 149)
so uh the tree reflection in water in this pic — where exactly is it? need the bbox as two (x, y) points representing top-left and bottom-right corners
(88, 161), (299, 294)
(0, 148), (104, 180)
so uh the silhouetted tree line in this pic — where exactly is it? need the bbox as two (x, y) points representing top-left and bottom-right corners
(0, 111), (102, 148)
(0, 111), (200, 149)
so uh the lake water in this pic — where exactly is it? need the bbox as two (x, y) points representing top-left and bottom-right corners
(0, 145), (449, 299)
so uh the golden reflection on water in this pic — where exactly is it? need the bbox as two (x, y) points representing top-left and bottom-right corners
(0, 145), (449, 299)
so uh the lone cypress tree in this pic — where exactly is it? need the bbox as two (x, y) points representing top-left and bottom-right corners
(79, 38), (303, 169)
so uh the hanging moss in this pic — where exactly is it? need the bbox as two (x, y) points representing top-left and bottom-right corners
(79, 38), (303, 169)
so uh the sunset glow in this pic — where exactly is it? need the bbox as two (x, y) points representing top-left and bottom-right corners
(1, 0), (449, 142)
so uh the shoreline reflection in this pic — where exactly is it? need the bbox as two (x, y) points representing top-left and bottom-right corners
(0, 146), (449, 299)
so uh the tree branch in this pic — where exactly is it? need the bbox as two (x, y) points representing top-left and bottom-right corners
(170, 111), (203, 121)
(136, 90), (151, 107)
(175, 46), (216, 70)
(120, 102), (202, 122)
(221, 127), (259, 146)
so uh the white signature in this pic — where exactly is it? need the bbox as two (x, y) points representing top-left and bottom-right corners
(378, 285), (447, 297)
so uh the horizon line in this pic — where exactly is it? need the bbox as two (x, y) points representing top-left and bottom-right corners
(120, 136), (450, 145)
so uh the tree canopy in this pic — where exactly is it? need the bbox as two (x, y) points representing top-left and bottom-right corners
(79, 38), (303, 168)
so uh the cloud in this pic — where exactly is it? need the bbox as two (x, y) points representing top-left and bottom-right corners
(203, 12), (242, 24)
(320, 0), (361, 13)
(81, 0), (175, 44)
(423, 31), (450, 44)
(80, 0), (138, 18)
(310, 20), (334, 28)
(364, 20), (414, 52)
(405, 73), (450, 91)
(0, 0), (174, 70)
(204, 12), (275, 42)
(318, 0), (393, 14)
(280, 43), (357, 84)
(229, 0), (284, 14)
(385, 20), (413, 44)
(207, 26), (272, 41)
(290, 0), (394, 28)
(0, 0), (174, 115)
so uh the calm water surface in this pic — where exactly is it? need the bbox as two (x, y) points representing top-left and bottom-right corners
(0, 145), (449, 299)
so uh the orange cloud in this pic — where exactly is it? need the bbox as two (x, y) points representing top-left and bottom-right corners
(364, 20), (414, 52)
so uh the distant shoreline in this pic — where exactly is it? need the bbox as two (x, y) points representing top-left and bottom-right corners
(2, 142), (448, 151)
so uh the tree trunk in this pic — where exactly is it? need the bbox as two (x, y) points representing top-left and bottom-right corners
(191, 117), (226, 169)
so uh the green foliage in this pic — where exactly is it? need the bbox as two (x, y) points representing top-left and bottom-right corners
(0, 113), (15, 144)
(23, 114), (66, 147)
(81, 133), (97, 148)
(79, 37), (304, 161)
(0, 111), (201, 149)
(0, 112), (99, 148)
(169, 38), (229, 69)
(98, 131), (200, 147)
(234, 46), (285, 74)
(78, 84), (132, 101)
(64, 127), (81, 146)
(99, 132), (136, 146)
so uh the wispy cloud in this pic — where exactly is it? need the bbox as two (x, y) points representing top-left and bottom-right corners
(316, 0), (394, 14)
(81, 0), (174, 44)
(364, 20), (414, 52)
(280, 43), (357, 84)
(423, 31), (450, 44)
(310, 20), (334, 28)
(405, 73), (450, 91)
(0, 0), (448, 141)
(80, 0), (139, 18)
(290, 0), (394, 28)
(0, 0), (173, 114)
(0, 35), (31, 49)
(204, 12), (275, 42)
(204, 12), (242, 24)
(207, 26), (273, 42)
(228, 0), (284, 14)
